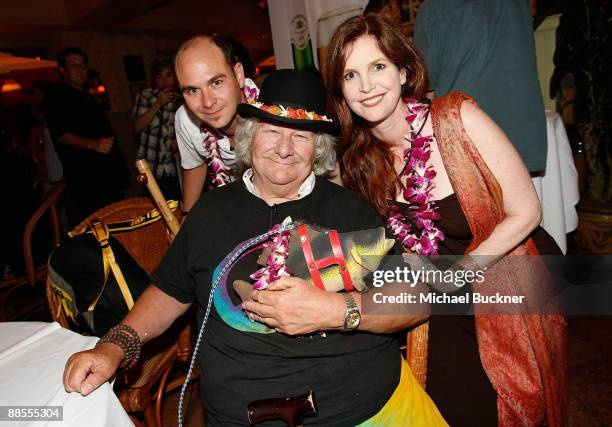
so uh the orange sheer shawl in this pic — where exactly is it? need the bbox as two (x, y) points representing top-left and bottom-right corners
(431, 92), (568, 426)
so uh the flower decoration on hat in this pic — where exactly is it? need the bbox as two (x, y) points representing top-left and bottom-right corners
(247, 101), (333, 123)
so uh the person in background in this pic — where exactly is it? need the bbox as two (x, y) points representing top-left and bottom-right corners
(44, 46), (129, 227)
(26, 82), (63, 194)
(413, 0), (547, 174)
(132, 57), (181, 200)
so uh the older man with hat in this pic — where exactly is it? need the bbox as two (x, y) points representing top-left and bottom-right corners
(62, 70), (445, 426)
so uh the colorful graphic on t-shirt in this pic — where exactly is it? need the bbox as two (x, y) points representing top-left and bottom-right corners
(212, 240), (275, 334)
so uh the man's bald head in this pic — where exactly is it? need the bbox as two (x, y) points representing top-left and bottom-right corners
(175, 35), (238, 74)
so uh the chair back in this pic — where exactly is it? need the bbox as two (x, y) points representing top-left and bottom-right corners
(69, 198), (168, 273)
(406, 322), (429, 388)
(1, 181), (64, 322)
(23, 181), (65, 285)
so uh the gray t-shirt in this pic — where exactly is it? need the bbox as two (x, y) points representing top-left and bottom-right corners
(414, 0), (547, 171)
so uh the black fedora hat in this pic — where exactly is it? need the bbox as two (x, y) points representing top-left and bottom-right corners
(237, 69), (339, 136)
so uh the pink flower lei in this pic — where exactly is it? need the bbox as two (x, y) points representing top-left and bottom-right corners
(199, 79), (260, 187)
(386, 99), (445, 255)
(199, 128), (232, 187)
(250, 218), (292, 289)
(250, 218), (326, 337)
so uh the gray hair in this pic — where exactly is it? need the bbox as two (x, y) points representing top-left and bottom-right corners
(234, 117), (337, 176)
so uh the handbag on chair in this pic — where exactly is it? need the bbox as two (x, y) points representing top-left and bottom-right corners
(47, 204), (175, 336)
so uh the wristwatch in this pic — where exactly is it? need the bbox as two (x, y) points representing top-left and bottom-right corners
(342, 293), (361, 332)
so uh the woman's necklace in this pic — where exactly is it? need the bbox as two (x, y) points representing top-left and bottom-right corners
(386, 99), (445, 255)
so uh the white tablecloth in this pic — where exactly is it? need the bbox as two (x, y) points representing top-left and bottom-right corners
(0, 322), (133, 427)
(532, 111), (580, 254)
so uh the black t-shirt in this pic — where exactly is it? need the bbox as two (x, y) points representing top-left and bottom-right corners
(152, 178), (401, 426)
(44, 83), (128, 194)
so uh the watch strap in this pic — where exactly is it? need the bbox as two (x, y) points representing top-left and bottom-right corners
(342, 292), (360, 331)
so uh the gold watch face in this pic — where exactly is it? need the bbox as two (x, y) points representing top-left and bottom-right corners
(345, 311), (361, 329)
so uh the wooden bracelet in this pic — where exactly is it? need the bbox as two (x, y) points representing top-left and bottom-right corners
(96, 324), (142, 371)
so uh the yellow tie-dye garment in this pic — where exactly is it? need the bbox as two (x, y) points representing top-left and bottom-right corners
(357, 358), (448, 427)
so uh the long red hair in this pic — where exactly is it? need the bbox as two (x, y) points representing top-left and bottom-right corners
(325, 14), (428, 217)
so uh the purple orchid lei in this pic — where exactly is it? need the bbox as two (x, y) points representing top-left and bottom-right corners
(250, 219), (292, 290)
(200, 128), (232, 187)
(199, 79), (260, 187)
(386, 99), (445, 255)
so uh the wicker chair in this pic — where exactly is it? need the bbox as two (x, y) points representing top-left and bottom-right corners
(406, 322), (429, 388)
(46, 197), (193, 427)
(0, 181), (64, 321)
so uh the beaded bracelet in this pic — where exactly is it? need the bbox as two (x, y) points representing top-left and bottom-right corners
(96, 324), (142, 371)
